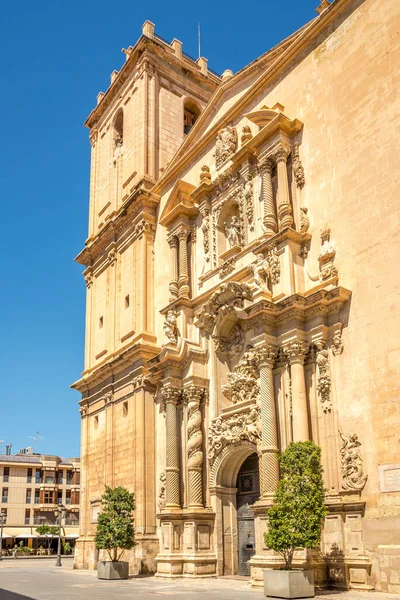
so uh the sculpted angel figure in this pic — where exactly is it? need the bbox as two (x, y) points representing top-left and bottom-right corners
(224, 216), (241, 248)
(252, 254), (270, 290)
(163, 309), (178, 344)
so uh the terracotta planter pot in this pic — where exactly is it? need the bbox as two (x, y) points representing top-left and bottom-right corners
(264, 569), (314, 599)
(97, 560), (129, 580)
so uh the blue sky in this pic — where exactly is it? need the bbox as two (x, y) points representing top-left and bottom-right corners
(0, 0), (317, 458)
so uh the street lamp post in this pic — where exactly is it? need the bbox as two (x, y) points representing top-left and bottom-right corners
(0, 511), (6, 561)
(54, 504), (66, 567)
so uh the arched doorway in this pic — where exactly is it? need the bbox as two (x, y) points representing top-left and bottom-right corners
(236, 453), (259, 576)
(209, 443), (260, 578)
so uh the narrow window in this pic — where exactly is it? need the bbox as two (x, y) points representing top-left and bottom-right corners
(3, 467), (9, 482)
(99, 316), (103, 329)
(183, 100), (201, 135)
(125, 295), (130, 308)
(27, 468), (32, 483)
(114, 110), (124, 147)
(25, 509), (30, 525)
(123, 401), (128, 416)
(94, 415), (99, 429)
(2, 488), (8, 503)
(26, 489), (32, 504)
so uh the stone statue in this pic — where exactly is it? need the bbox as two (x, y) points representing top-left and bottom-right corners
(163, 309), (178, 344)
(158, 472), (166, 510)
(339, 430), (368, 491)
(224, 216), (241, 248)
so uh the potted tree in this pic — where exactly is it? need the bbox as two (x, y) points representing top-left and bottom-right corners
(264, 441), (328, 599)
(35, 525), (59, 555)
(95, 486), (136, 580)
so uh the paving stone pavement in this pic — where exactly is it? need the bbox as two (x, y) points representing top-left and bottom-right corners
(0, 559), (398, 600)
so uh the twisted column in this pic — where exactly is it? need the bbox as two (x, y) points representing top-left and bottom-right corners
(178, 228), (190, 298)
(162, 387), (181, 509)
(257, 346), (279, 499)
(260, 158), (277, 236)
(168, 235), (179, 302)
(275, 144), (293, 230)
(184, 385), (204, 508)
(285, 341), (310, 441)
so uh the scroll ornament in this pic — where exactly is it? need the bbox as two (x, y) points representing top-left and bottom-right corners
(339, 430), (368, 492)
(208, 407), (261, 460)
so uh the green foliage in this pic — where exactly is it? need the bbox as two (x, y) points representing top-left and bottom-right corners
(18, 545), (31, 554)
(95, 486), (136, 562)
(36, 525), (59, 551)
(62, 541), (71, 554)
(264, 441), (328, 570)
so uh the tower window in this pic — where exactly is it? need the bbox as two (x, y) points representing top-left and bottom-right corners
(94, 416), (99, 429)
(99, 316), (103, 329)
(114, 110), (124, 147)
(123, 401), (128, 416)
(183, 100), (201, 135)
(125, 295), (130, 308)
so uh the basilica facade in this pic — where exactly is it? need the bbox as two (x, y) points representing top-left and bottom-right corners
(72, 0), (400, 592)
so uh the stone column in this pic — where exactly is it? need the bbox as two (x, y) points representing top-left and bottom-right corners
(257, 346), (279, 500)
(285, 341), (310, 441)
(162, 387), (181, 509)
(178, 228), (190, 298)
(184, 386), (204, 508)
(275, 144), (293, 230)
(168, 235), (179, 302)
(260, 158), (278, 236)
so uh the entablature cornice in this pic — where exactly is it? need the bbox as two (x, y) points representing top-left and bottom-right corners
(71, 338), (160, 394)
(75, 186), (159, 267)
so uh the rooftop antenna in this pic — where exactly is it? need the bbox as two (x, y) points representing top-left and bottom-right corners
(198, 22), (201, 59)
(29, 431), (43, 446)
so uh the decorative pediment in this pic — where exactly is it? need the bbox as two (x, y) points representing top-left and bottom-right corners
(159, 179), (197, 228)
(244, 104), (303, 136)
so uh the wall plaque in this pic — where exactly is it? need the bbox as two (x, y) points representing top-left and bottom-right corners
(379, 464), (400, 492)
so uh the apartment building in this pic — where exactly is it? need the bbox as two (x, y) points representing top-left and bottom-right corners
(0, 449), (80, 547)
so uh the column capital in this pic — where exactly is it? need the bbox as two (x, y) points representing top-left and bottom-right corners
(183, 385), (206, 404)
(177, 226), (190, 241)
(259, 156), (274, 174)
(167, 234), (179, 249)
(161, 386), (181, 406)
(284, 340), (308, 365)
(274, 143), (291, 163)
(256, 345), (278, 369)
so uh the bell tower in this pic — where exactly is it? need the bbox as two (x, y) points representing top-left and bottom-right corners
(72, 21), (220, 572)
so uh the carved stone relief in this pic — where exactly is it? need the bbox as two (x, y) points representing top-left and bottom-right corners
(316, 343), (332, 413)
(219, 257), (236, 279)
(300, 206), (310, 233)
(208, 407), (261, 461)
(251, 245), (280, 291)
(319, 224), (338, 281)
(222, 346), (261, 405)
(194, 281), (253, 335)
(339, 430), (368, 492)
(201, 208), (210, 262)
(241, 125), (253, 145)
(212, 322), (245, 356)
(163, 308), (178, 345)
(332, 332), (344, 355)
(242, 173), (254, 231)
(158, 472), (166, 510)
(292, 141), (305, 188)
(200, 165), (211, 185)
(214, 125), (238, 168)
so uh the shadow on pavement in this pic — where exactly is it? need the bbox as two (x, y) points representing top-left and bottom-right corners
(0, 590), (36, 600)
